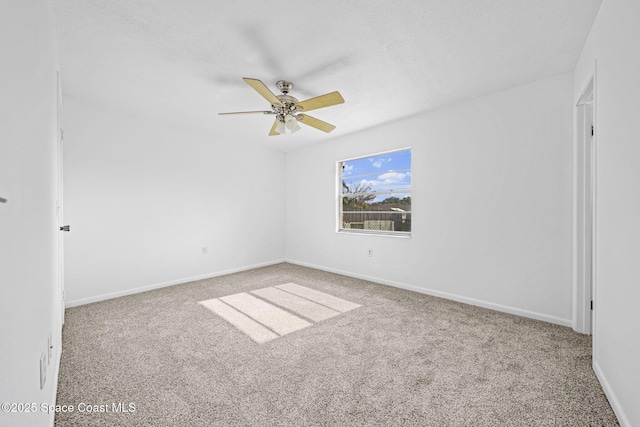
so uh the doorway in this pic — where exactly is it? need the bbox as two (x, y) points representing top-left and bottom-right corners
(56, 71), (65, 325)
(575, 78), (595, 335)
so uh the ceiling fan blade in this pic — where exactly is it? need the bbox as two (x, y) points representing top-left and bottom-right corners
(243, 78), (283, 106)
(268, 118), (281, 136)
(218, 111), (273, 115)
(296, 114), (336, 133)
(295, 91), (344, 112)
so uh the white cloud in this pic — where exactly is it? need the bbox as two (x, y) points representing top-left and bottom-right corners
(377, 171), (407, 183)
(356, 172), (409, 191)
(372, 160), (383, 168)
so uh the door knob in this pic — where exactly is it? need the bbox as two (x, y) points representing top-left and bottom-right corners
(60, 225), (70, 232)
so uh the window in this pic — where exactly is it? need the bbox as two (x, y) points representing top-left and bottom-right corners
(338, 148), (411, 236)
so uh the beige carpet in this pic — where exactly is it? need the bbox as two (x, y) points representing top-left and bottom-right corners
(55, 263), (619, 426)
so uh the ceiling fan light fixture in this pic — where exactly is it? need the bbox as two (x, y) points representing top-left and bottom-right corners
(285, 114), (300, 133)
(275, 119), (286, 135)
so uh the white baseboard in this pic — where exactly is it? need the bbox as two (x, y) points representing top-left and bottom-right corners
(65, 259), (285, 308)
(593, 361), (630, 427)
(286, 259), (572, 327)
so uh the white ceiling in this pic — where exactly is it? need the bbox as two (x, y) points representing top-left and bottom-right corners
(53, 0), (602, 152)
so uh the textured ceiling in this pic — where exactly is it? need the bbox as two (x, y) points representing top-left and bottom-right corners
(53, 0), (602, 152)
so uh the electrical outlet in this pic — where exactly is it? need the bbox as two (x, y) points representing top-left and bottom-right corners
(201, 246), (208, 255)
(367, 248), (374, 257)
(39, 353), (46, 390)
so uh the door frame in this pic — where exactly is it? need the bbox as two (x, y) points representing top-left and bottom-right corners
(574, 71), (596, 336)
(56, 71), (65, 325)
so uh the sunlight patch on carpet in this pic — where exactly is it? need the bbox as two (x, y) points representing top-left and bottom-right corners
(275, 282), (361, 312)
(199, 283), (361, 344)
(199, 298), (279, 344)
(220, 293), (312, 335)
(250, 287), (341, 322)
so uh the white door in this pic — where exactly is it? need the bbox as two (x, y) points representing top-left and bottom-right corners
(56, 72), (65, 325)
(576, 80), (595, 335)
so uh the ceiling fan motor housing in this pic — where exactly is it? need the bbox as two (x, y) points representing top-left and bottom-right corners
(273, 94), (300, 121)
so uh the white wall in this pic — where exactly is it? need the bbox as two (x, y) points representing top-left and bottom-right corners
(574, 0), (640, 425)
(0, 1), (62, 426)
(63, 97), (286, 305)
(286, 73), (574, 325)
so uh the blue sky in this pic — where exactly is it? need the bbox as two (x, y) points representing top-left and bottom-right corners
(341, 149), (411, 201)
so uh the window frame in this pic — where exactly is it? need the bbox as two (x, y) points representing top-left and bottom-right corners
(337, 148), (412, 238)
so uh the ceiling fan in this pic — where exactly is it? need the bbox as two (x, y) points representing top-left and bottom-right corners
(219, 78), (345, 136)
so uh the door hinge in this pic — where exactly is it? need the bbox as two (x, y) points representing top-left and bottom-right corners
(590, 300), (593, 310)
(591, 125), (594, 136)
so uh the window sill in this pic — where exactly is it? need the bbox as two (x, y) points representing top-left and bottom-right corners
(337, 229), (412, 239)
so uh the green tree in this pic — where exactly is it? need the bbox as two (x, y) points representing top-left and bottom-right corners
(342, 180), (375, 209)
(381, 196), (401, 204)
